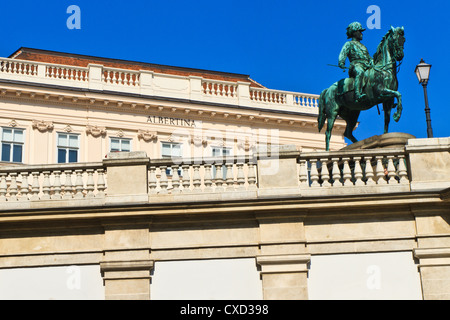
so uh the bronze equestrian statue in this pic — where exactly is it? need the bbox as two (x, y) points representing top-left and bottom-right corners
(318, 23), (406, 151)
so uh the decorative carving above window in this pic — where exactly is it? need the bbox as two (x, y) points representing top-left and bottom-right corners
(191, 135), (207, 147)
(7, 120), (19, 128)
(137, 130), (157, 142)
(86, 125), (107, 138)
(32, 120), (54, 133)
(237, 136), (256, 152)
(116, 129), (124, 138)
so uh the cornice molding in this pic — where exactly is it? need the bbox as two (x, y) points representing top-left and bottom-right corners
(0, 85), (345, 131)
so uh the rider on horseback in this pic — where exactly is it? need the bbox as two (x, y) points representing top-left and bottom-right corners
(338, 22), (373, 102)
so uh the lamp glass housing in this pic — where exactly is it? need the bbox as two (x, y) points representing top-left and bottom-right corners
(415, 59), (431, 84)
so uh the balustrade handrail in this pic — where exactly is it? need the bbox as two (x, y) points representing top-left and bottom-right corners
(202, 78), (239, 86)
(299, 147), (407, 160)
(150, 155), (256, 167)
(0, 57), (89, 72)
(250, 86), (320, 98)
(101, 65), (140, 74)
(0, 162), (104, 173)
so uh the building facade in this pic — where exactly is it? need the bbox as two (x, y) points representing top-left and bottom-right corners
(0, 48), (449, 300)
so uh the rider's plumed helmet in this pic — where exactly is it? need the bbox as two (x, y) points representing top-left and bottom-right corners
(346, 22), (366, 39)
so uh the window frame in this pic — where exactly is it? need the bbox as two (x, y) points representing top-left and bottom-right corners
(161, 142), (183, 176)
(211, 146), (232, 180)
(109, 137), (132, 153)
(57, 132), (80, 164)
(1, 127), (24, 163)
(161, 142), (182, 159)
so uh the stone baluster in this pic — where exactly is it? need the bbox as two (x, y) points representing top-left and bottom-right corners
(298, 159), (308, 187)
(52, 170), (62, 200)
(331, 158), (341, 186)
(375, 156), (387, 185)
(74, 169), (84, 199)
(203, 163), (213, 192)
(342, 158), (352, 186)
(86, 169), (95, 198)
(148, 166), (157, 194)
(225, 162), (234, 191)
(9, 173), (18, 202)
(247, 161), (257, 190)
(30, 172), (40, 201)
(97, 168), (106, 197)
(181, 164), (191, 193)
(159, 166), (169, 194)
(0, 173), (7, 201)
(214, 162), (224, 193)
(172, 165), (181, 194)
(310, 160), (320, 187)
(40, 171), (51, 200)
(397, 155), (409, 185)
(19, 172), (29, 201)
(236, 161), (246, 190)
(192, 165), (202, 192)
(63, 170), (73, 199)
(364, 157), (376, 185)
(320, 158), (331, 187)
(386, 156), (397, 184)
(353, 157), (364, 186)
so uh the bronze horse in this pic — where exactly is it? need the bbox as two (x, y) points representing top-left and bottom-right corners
(318, 27), (406, 151)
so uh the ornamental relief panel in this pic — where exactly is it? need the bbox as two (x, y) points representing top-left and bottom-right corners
(137, 130), (158, 142)
(32, 120), (54, 133)
(86, 125), (107, 138)
(191, 135), (207, 147)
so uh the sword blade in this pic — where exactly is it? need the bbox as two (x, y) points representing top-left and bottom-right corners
(327, 64), (348, 70)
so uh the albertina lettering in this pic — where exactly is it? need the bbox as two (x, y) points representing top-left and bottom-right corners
(147, 115), (197, 127)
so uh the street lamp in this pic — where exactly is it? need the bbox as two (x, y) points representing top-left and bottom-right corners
(415, 59), (433, 138)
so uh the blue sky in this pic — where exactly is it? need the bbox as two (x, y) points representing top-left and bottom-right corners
(0, 0), (448, 144)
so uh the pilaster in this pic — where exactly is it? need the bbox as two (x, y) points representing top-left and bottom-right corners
(413, 248), (450, 300)
(103, 151), (150, 204)
(256, 254), (310, 300)
(100, 222), (153, 300)
(406, 137), (450, 191)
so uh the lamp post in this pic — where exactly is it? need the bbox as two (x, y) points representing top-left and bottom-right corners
(415, 59), (433, 138)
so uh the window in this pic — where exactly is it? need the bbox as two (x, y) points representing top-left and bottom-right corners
(161, 142), (182, 176)
(57, 133), (79, 163)
(110, 138), (131, 152)
(212, 147), (231, 179)
(161, 142), (182, 159)
(1, 128), (24, 163)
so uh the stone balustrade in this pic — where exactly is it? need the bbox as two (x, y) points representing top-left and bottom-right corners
(0, 57), (319, 114)
(0, 137), (448, 210)
(102, 66), (140, 87)
(0, 162), (105, 206)
(298, 148), (411, 195)
(148, 156), (258, 196)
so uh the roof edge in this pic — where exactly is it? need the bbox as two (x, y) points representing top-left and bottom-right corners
(9, 47), (254, 79)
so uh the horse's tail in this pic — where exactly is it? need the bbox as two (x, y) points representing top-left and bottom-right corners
(318, 89), (328, 132)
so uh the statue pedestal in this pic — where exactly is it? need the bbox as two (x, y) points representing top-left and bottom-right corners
(341, 132), (416, 150)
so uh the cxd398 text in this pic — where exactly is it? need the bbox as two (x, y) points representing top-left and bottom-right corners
(224, 305), (268, 315)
